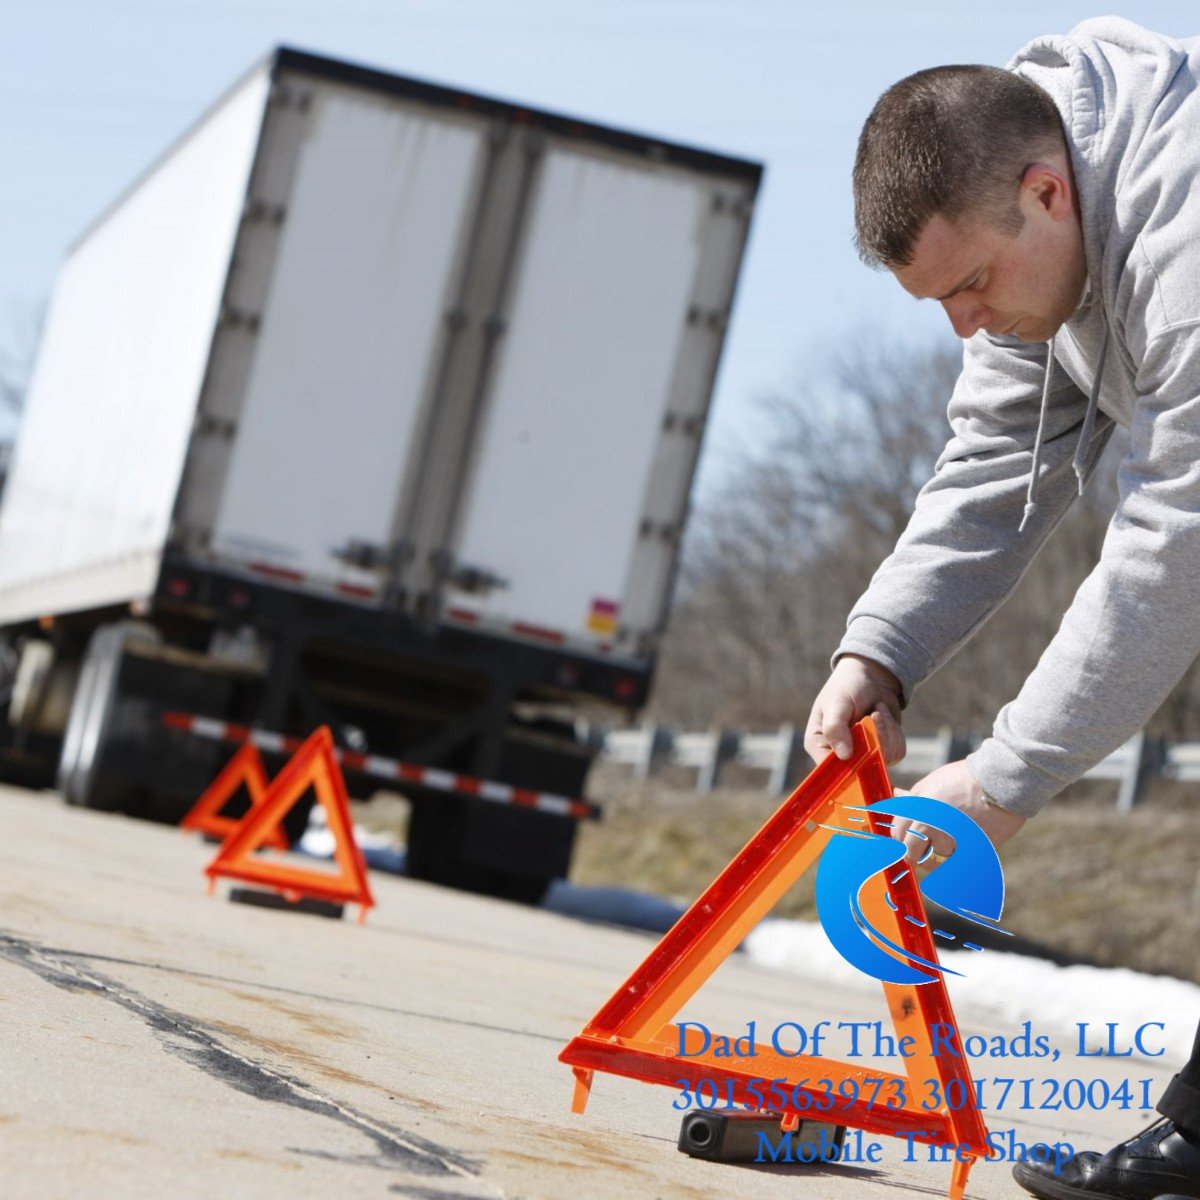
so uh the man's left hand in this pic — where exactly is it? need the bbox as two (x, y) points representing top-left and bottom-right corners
(889, 758), (1027, 863)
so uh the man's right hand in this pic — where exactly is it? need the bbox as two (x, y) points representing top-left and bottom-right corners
(804, 654), (906, 766)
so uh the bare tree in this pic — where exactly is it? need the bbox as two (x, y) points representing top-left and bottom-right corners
(650, 336), (1197, 741)
(654, 338), (956, 726)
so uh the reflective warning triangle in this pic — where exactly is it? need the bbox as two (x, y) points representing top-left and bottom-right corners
(204, 726), (375, 922)
(559, 719), (992, 1200)
(180, 741), (288, 850)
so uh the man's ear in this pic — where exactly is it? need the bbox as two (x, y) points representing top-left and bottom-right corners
(1019, 161), (1074, 220)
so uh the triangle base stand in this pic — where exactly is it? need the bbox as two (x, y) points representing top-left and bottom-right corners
(228, 886), (345, 920)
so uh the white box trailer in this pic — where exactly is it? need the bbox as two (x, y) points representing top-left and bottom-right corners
(0, 48), (760, 899)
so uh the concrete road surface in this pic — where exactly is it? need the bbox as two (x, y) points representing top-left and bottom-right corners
(0, 787), (1176, 1200)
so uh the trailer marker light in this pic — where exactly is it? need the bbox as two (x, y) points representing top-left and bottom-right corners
(512, 621), (565, 645)
(249, 561), (305, 584)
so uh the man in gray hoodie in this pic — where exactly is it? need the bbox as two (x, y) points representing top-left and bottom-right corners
(802, 17), (1200, 1200)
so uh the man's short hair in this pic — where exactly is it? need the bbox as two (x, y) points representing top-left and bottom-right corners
(853, 65), (1066, 268)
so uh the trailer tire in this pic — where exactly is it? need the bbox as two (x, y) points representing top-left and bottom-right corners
(58, 621), (161, 811)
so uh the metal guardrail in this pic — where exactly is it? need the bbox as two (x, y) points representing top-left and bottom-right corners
(586, 723), (1181, 811)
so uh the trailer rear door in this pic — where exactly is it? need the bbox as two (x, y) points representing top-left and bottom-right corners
(439, 145), (726, 655)
(208, 85), (485, 600)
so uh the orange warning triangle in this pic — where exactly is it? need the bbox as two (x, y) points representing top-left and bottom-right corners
(204, 726), (375, 922)
(560, 719), (993, 1200)
(180, 741), (289, 850)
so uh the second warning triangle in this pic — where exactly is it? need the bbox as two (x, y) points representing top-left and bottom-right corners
(181, 741), (288, 849)
(204, 725), (375, 923)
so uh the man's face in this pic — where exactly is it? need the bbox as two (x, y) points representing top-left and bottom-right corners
(891, 165), (1087, 344)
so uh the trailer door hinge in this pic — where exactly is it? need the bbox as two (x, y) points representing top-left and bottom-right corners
(686, 305), (728, 332)
(447, 562), (509, 595)
(332, 539), (388, 571)
(243, 198), (286, 225)
(662, 411), (702, 437)
(195, 413), (237, 440)
(221, 306), (261, 333)
(639, 519), (681, 543)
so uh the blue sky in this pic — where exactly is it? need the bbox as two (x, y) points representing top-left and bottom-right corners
(3, 2), (1196, 485)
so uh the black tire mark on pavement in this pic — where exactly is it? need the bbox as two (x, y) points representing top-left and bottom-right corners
(26, 943), (565, 1044)
(0, 931), (487, 1187)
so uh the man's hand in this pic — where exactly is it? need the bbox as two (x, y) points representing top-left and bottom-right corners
(805, 654), (906, 765)
(890, 758), (1026, 863)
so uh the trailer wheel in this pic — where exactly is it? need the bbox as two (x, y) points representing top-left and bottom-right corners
(58, 621), (161, 810)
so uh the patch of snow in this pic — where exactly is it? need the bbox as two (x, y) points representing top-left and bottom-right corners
(745, 917), (1199, 1064)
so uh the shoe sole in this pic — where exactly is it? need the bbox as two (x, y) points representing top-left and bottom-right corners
(1013, 1159), (1200, 1200)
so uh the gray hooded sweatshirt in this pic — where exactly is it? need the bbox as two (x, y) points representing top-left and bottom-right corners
(834, 17), (1200, 818)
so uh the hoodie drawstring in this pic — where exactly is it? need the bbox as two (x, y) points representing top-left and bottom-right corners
(1019, 335), (1056, 533)
(1073, 323), (1109, 488)
(1018, 326), (1110, 533)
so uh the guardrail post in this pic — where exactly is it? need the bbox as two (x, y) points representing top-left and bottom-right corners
(768, 723), (804, 796)
(635, 724), (670, 781)
(933, 726), (954, 768)
(947, 728), (978, 763)
(575, 718), (605, 754)
(697, 729), (739, 794)
(1116, 730), (1144, 814)
(1116, 730), (1164, 813)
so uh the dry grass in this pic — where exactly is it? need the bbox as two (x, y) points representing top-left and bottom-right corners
(573, 765), (1200, 985)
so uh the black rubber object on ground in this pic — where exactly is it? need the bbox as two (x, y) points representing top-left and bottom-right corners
(677, 1110), (846, 1162)
(228, 887), (344, 920)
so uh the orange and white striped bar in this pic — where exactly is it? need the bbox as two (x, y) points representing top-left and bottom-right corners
(161, 711), (600, 821)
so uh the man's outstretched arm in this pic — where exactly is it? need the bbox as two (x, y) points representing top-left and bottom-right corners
(805, 331), (1108, 767)
(966, 322), (1200, 817)
(894, 323), (1200, 853)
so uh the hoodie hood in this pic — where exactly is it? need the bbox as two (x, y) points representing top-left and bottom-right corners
(1006, 20), (1191, 530)
(1009, 18), (1193, 310)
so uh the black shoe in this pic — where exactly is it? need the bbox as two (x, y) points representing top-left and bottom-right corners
(1012, 1117), (1200, 1199)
